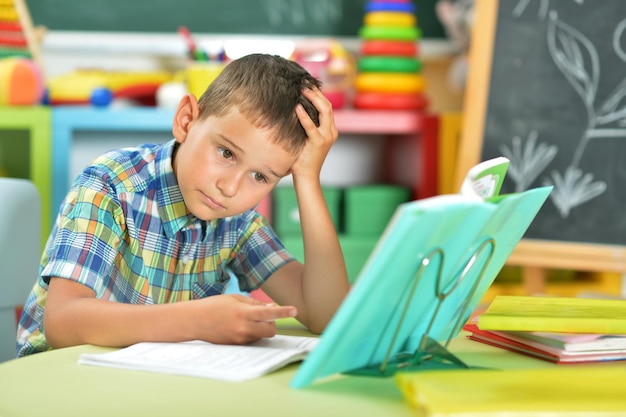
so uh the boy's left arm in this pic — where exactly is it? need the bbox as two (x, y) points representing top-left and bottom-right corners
(261, 87), (349, 333)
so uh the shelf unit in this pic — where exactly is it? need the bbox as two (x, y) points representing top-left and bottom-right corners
(51, 106), (438, 226)
(0, 106), (51, 245)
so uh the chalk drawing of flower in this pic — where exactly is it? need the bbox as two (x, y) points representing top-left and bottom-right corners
(499, 130), (557, 192)
(544, 166), (606, 217)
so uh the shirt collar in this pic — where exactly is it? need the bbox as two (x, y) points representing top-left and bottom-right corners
(156, 140), (202, 238)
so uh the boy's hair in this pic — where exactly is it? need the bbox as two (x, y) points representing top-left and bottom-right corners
(197, 53), (322, 155)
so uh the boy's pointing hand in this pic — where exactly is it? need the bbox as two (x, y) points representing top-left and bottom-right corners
(194, 294), (298, 345)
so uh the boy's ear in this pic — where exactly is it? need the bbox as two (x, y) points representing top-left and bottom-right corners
(172, 93), (201, 143)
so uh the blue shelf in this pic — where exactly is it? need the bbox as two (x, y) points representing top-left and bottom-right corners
(51, 107), (175, 223)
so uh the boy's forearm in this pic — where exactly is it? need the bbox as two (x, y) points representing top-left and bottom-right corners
(44, 278), (296, 349)
(44, 294), (195, 349)
(294, 177), (350, 333)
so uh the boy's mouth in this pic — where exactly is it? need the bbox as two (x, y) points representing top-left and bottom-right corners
(201, 192), (226, 210)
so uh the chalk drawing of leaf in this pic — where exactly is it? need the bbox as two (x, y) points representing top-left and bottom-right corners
(512, 0), (585, 20)
(500, 130), (557, 192)
(547, 11), (599, 110)
(596, 77), (626, 126)
(544, 166), (607, 217)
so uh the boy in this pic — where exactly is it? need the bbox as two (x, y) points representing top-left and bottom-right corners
(16, 54), (350, 356)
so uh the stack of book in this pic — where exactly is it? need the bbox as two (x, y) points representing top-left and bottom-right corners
(465, 295), (626, 364)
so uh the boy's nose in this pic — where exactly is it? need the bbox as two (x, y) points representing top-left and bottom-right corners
(216, 172), (241, 197)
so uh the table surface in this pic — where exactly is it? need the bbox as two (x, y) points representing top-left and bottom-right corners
(0, 324), (607, 417)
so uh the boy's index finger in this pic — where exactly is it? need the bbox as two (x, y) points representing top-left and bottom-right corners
(252, 304), (298, 322)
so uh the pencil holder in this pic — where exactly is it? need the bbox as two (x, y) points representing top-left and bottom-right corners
(185, 62), (224, 99)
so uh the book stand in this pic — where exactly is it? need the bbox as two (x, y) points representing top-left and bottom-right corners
(290, 186), (552, 389)
(347, 238), (496, 377)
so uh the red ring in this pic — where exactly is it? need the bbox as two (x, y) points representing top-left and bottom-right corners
(353, 92), (429, 110)
(360, 40), (418, 57)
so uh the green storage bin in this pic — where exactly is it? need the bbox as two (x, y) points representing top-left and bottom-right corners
(280, 236), (305, 263)
(344, 185), (411, 237)
(280, 234), (378, 285)
(339, 234), (379, 284)
(272, 185), (342, 236)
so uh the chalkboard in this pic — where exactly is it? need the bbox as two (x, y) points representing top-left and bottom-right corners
(457, 0), (626, 272)
(28, 0), (445, 38)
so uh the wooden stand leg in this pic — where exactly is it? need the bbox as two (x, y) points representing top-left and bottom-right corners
(522, 266), (547, 295)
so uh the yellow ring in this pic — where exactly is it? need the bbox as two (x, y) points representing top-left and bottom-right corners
(355, 73), (426, 94)
(364, 11), (416, 27)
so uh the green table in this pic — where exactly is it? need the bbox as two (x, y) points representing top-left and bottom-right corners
(0, 327), (563, 417)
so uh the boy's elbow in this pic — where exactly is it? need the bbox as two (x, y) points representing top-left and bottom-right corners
(44, 302), (86, 349)
(43, 310), (71, 349)
(307, 325), (324, 335)
(44, 277), (96, 349)
(305, 318), (329, 335)
(43, 311), (66, 349)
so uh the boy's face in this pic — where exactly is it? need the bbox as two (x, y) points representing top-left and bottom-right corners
(172, 96), (297, 221)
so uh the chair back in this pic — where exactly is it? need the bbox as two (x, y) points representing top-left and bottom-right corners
(0, 178), (40, 361)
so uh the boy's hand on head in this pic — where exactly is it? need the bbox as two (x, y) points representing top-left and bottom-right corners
(193, 294), (297, 345)
(292, 87), (338, 181)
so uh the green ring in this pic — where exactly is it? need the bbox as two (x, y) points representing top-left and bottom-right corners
(358, 56), (422, 73)
(358, 26), (421, 41)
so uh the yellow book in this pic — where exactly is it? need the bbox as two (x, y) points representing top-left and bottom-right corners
(477, 295), (626, 334)
(396, 366), (626, 416)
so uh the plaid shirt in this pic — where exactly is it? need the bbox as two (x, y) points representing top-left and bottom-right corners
(16, 140), (293, 357)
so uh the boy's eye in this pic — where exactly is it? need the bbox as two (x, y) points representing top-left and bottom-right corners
(218, 147), (233, 159)
(253, 172), (268, 183)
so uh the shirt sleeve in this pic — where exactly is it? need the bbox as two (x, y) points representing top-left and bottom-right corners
(228, 211), (296, 292)
(41, 175), (125, 296)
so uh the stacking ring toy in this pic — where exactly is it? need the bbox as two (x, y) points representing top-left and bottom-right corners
(353, 92), (429, 110)
(358, 56), (422, 73)
(358, 26), (421, 41)
(364, 11), (416, 27)
(360, 40), (418, 57)
(355, 73), (426, 94)
(365, 1), (415, 13)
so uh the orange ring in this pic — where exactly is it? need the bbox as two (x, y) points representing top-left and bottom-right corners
(353, 92), (429, 110)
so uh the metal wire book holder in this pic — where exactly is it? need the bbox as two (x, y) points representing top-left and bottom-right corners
(291, 186), (552, 389)
(346, 237), (496, 377)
